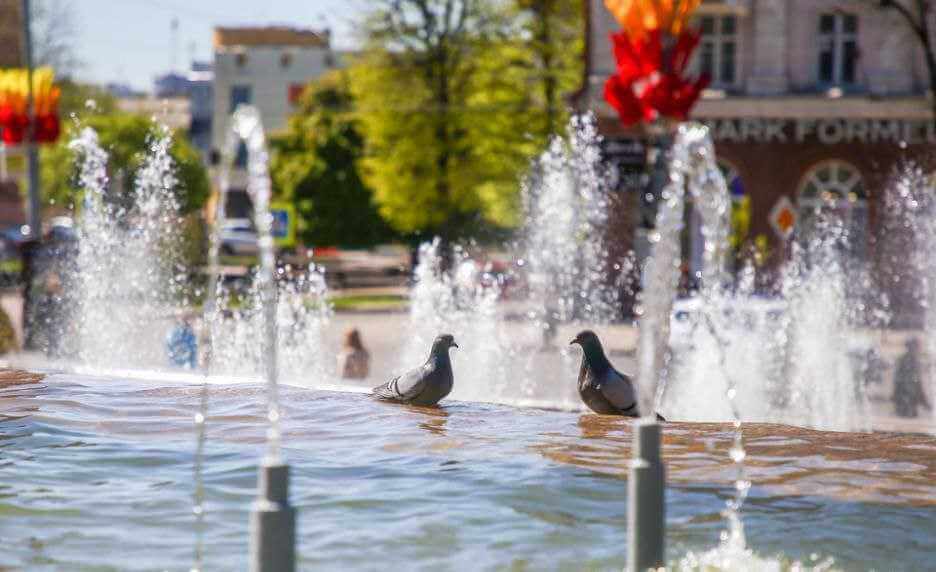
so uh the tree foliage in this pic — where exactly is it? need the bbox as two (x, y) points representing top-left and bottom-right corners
(349, 0), (584, 237)
(512, 0), (584, 137)
(350, 0), (498, 240)
(40, 113), (210, 214)
(56, 80), (118, 117)
(270, 71), (397, 248)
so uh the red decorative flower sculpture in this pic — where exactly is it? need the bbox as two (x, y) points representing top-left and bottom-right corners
(0, 68), (61, 145)
(604, 29), (709, 126)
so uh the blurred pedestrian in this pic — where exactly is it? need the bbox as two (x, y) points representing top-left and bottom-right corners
(34, 272), (65, 357)
(892, 338), (931, 418)
(338, 328), (370, 379)
(166, 314), (197, 369)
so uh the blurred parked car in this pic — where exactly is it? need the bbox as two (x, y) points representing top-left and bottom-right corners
(669, 296), (786, 350)
(219, 218), (259, 257)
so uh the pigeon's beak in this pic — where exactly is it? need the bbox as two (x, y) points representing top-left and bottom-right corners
(451, 342), (459, 349)
(569, 337), (578, 346)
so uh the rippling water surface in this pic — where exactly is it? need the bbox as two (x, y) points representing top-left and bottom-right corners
(1, 371), (935, 571)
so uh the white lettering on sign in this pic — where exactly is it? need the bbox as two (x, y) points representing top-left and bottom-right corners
(870, 120), (901, 143)
(795, 119), (815, 143)
(817, 120), (843, 144)
(700, 118), (936, 145)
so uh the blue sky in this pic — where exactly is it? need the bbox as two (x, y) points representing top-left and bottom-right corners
(67, 0), (365, 91)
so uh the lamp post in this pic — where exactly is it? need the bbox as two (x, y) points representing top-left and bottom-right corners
(20, 0), (42, 349)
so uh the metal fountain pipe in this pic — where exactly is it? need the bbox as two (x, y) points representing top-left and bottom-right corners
(628, 123), (726, 571)
(627, 418), (665, 572)
(216, 105), (295, 572)
(628, 123), (694, 572)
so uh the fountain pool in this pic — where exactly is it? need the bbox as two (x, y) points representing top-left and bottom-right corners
(1, 370), (935, 571)
(4, 110), (936, 570)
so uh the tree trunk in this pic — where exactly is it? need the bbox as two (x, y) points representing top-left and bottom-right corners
(434, 46), (455, 272)
(537, 0), (559, 135)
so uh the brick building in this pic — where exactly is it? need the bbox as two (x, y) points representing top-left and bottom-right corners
(578, 0), (934, 267)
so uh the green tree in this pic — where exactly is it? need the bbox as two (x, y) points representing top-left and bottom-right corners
(350, 0), (585, 239)
(56, 80), (117, 117)
(351, 0), (501, 244)
(40, 113), (210, 214)
(270, 71), (396, 248)
(513, 0), (583, 138)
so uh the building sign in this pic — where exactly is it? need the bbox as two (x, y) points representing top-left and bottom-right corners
(601, 137), (647, 192)
(601, 137), (646, 166)
(270, 202), (296, 248)
(769, 196), (796, 240)
(699, 118), (936, 145)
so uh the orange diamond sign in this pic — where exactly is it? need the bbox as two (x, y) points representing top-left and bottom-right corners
(769, 196), (796, 240)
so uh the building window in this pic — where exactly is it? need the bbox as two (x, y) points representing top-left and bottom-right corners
(230, 85), (251, 113)
(818, 13), (858, 85)
(797, 160), (867, 253)
(799, 160), (864, 205)
(280, 52), (292, 68)
(229, 85), (252, 168)
(235, 52), (248, 68)
(288, 84), (305, 106)
(698, 15), (738, 87)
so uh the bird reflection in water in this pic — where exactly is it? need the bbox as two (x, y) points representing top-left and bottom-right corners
(403, 404), (449, 436)
(577, 413), (631, 440)
(0, 370), (46, 422)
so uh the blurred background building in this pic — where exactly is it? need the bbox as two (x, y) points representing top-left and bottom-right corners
(211, 26), (334, 149)
(581, 0), (933, 271)
(210, 25), (335, 218)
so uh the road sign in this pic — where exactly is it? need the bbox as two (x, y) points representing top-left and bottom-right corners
(769, 196), (796, 240)
(269, 202), (296, 248)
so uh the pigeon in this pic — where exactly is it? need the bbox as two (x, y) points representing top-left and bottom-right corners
(372, 334), (458, 406)
(570, 330), (665, 421)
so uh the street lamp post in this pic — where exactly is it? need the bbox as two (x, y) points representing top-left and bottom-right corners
(20, 0), (43, 349)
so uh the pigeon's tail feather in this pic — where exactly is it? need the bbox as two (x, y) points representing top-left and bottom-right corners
(372, 379), (399, 400)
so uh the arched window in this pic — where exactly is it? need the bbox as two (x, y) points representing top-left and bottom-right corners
(799, 160), (865, 205)
(797, 160), (868, 254)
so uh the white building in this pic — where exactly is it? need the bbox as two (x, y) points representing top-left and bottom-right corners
(211, 26), (334, 156)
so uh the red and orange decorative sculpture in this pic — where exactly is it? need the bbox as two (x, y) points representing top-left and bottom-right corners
(0, 67), (61, 145)
(603, 0), (708, 126)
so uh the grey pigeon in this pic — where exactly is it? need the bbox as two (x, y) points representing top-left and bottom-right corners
(372, 334), (458, 406)
(570, 330), (665, 421)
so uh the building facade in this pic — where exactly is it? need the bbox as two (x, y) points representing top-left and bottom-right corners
(187, 62), (214, 161)
(581, 0), (933, 265)
(210, 26), (334, 219)
(152, 62), (214, 160)
(211, 26), (334, 155)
